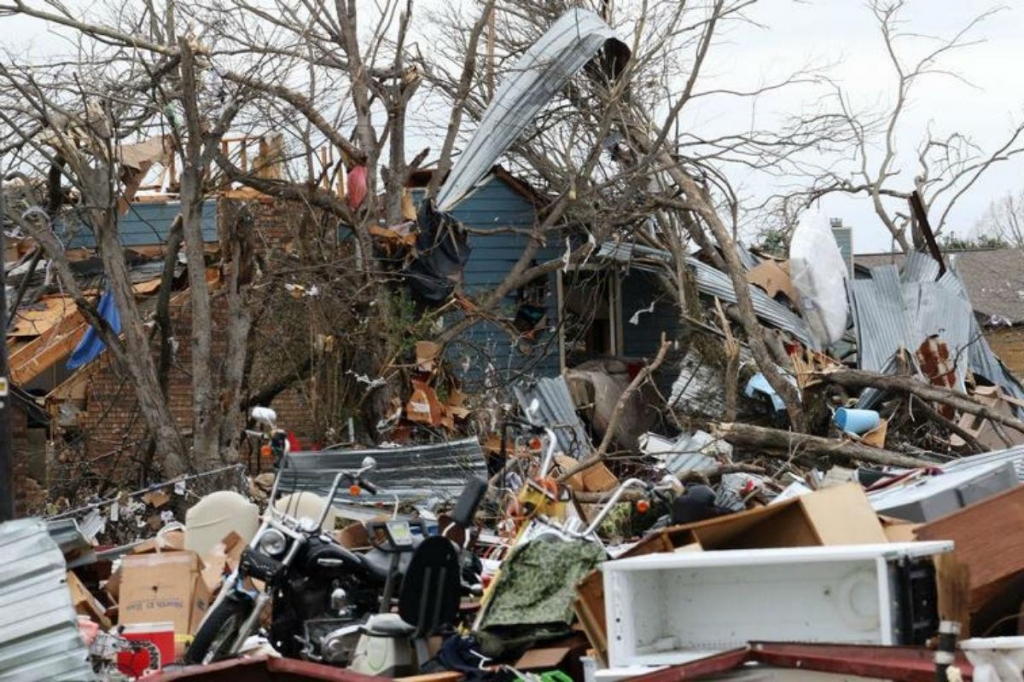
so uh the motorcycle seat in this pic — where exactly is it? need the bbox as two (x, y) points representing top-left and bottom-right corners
(359, 537), (423, 582)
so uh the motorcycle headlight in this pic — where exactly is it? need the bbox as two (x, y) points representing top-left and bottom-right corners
(258, 528), (288, 557)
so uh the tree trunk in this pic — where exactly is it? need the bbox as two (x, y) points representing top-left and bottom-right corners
(714, 421), (931, 469)
(179, 37), (221, 471)
(89, 196), (190, 476)
(650, 150), (806, 430)
(218, 208), (255, 459)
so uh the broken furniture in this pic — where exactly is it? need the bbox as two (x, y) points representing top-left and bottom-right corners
(600, 541), (952, 673)
(916, 484), (1024, 632)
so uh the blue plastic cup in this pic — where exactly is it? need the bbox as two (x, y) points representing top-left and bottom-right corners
(835, 408), (881, 435)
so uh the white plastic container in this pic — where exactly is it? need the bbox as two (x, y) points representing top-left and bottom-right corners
(601, 541), (952, 669)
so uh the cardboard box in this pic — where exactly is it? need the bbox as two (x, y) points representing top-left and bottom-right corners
(624, 482), (887, 557)
(67, 570), (113, 630)
(118, 551), (210, 638)
(200, 531), (245, 594)
(131, 529), (185, 555)
(580, 461), (618, 493)
(336, 522), (371, 550)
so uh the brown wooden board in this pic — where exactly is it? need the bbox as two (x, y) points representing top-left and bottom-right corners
(917, 484), (1024, 609)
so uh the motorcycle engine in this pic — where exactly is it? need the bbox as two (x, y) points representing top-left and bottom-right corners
(305, 619), (363, 665)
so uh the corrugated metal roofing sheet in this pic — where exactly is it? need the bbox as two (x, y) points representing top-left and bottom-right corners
(640, 431), (724, 476)
(45, 519), (96, 570)
(596, 241), (815, 347)
(0, 518), (95, 682)
(903, 280), (971, 389)
(899, 250), (941, 284)
(514, 376), (593, 460)
(942, 443), (1024, 480)
(280, 438), (487, 508)
(736, 243), (761, 271)
(848, 266), (917, 374)
(437, 9), (624, 210)
(851, 250), (1024, 405)
(668, 348), (727, 417)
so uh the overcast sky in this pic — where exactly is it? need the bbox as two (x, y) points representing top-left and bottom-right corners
(692, 1), (1024, 253)
(3, 0), (1022, 254)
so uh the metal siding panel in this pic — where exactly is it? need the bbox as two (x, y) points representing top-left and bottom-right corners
(436, 9), (621, 209)
(446, 176), (561, 380)
(0, 519), (96, 682)
(514, 376), (593, 459)
(281, 439), (487, 507)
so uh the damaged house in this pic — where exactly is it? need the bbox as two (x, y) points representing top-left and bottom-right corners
(5, 188), (324, 510)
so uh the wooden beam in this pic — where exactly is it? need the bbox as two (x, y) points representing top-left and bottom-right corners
(713, 421), (932, 469)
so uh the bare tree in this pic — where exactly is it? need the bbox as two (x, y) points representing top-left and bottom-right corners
(425, 0), (860, 429)
(772, 0), (1024, 251)
(975, 189), (1024, 249)
(0, 0), (262, 475)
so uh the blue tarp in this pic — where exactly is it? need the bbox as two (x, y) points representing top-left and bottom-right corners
(67, 289), (120, 369)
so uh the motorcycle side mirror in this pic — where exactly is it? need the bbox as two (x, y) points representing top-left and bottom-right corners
(526, 398), (540, 421)
(251, 406), (278, 428)
(450, 476), (488, 529)
(361, 456), (377, 471)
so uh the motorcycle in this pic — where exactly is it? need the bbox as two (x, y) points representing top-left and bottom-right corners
(188, 408), (490, 668)
(185, 447), (384, 665)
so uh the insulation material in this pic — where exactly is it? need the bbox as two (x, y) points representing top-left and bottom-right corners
(789, 209), (849, 346)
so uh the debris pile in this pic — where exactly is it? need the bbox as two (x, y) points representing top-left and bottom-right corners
(7, 6), (1024, 682)
(13, 166), (1024, 682)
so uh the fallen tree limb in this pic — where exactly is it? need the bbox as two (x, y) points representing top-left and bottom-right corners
(713, 422), (932, 469)
(821, 369), (1024, 438)
(557, 337), (671, 483)
(909, 396), (986, 454)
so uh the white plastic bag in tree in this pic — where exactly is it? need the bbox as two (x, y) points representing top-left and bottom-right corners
(789, 209), (849, 347)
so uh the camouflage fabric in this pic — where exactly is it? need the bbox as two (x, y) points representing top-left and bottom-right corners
(478, 538), (606, 629)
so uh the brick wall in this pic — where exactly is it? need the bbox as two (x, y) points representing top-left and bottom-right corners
(11, 404), (48, 516)
(63, 196), (321, 480)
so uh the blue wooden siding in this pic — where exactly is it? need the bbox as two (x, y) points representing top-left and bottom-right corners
(418, 177), (562, 388)
(620, 270), (683, 394)
(58, 201), (218, 249)
(621, 270), (680, 359)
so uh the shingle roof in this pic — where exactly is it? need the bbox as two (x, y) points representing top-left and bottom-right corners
(857, 248), (1024, 323)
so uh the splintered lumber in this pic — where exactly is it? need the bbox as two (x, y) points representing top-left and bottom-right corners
(713, 422), (930, 469)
